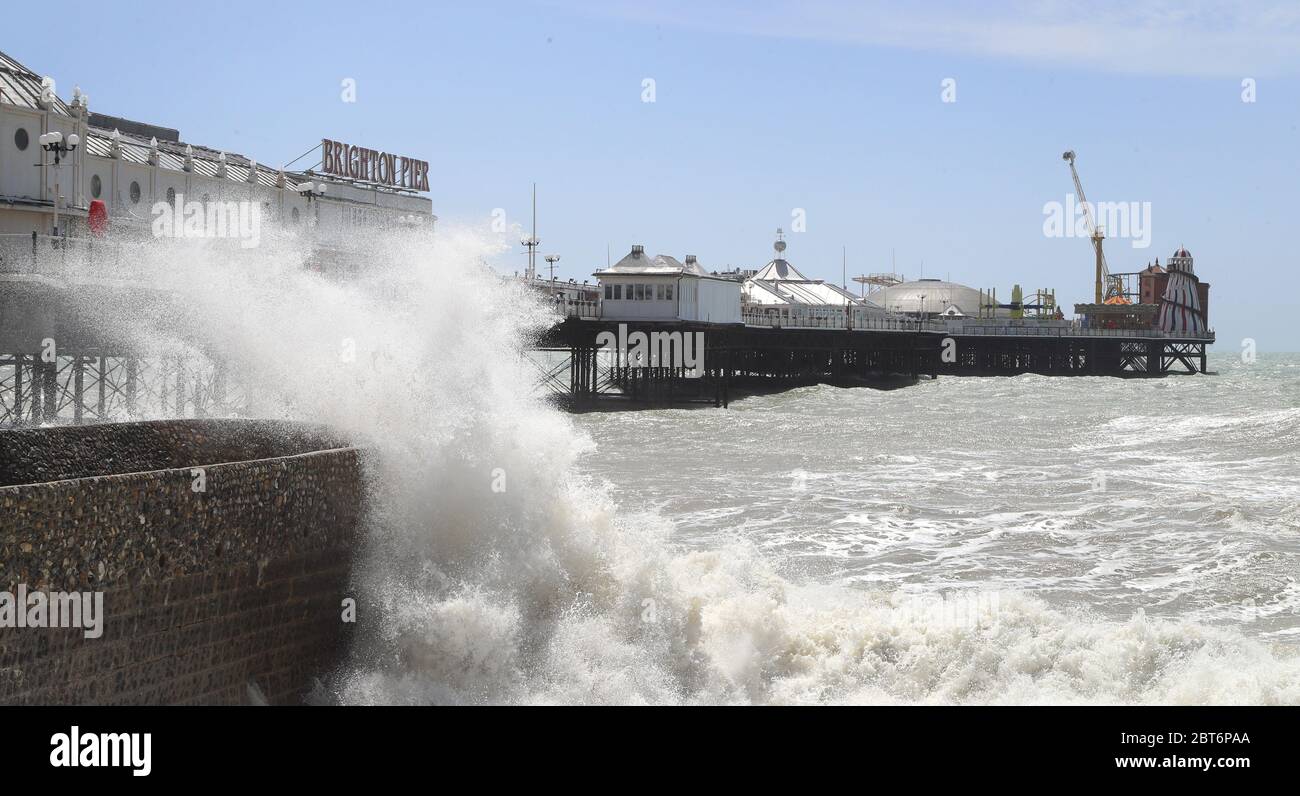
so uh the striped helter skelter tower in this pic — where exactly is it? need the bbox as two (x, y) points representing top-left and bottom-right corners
(1156, 247), (1205, 334)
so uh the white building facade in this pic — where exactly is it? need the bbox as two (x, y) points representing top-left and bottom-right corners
(595, 246), (741, 324)
(0, 49), (433, 275)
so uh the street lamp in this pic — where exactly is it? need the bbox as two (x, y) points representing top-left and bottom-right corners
(296, 181), (328, 202)
(39, 131), (79, 238)
(296, 181), (327, 228)
(520, 234), (539, 281)
(544, 254), (561, 282)
(39, 131), (79, 165)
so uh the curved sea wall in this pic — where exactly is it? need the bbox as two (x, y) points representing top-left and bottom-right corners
(0, 419), (363, 705)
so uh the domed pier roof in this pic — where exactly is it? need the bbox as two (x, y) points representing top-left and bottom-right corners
(1167, 246), (1195, 274)
(867, 278), (998, 316)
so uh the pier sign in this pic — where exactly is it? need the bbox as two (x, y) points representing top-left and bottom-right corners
(320, 138), (430, 192)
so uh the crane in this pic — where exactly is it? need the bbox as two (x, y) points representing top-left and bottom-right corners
(1062, 150), (1118, 304)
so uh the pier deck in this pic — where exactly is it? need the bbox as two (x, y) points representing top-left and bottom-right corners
(527, 304), (1214, 408)
(532, 318), (941, 407)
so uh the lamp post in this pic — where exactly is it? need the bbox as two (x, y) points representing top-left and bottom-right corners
(294, 182), (329, 272)
(545, 254), (561, 283)
(296, 181), (328, 228)
(39, 131), (80, 238)
(520, 234), (539, 281)
(296, 181), (328, 203)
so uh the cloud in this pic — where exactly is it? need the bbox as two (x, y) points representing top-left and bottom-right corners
(552, 0), (1300, 77)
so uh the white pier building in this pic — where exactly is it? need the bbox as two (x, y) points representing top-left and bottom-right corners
(594, 245), (742, 324)
(0, 48), (434, 277)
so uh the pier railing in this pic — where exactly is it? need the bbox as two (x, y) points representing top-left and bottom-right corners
(542, 286), (1217, 343)
(740, 311), (946, 332)
(0, 350), (248, 429)
(0, 232), (96, 276)
(0, 233), (169, 284)
(555, 302), (947, 332)
(949, 323), (1216, 341)
(553, 296), (601, 319)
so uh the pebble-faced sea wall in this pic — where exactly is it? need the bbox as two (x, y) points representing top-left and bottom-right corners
(0, 419), (363, 705)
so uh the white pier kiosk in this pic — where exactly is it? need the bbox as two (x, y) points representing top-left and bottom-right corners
(595, 245), (741, 324)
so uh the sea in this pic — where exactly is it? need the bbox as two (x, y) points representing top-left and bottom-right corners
(51, 224), (1300, 705)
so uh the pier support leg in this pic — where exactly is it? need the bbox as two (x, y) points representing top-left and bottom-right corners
(126, 358), (138, 417)
(97, 356), (107, 420)
(13, 354), (25, 426)
(30, 356), (41, 422)
(73, 355), (84, 424)
(41, 358), (56, 424)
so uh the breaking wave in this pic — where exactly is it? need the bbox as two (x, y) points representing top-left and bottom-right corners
(50, 222), (1300, 704)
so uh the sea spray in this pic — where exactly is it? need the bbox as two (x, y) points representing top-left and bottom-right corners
(46, 223), (1300, 705)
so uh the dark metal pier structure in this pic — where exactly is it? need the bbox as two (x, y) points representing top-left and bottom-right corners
(528, 303), (1213, 409)
(935, 327), (1212, 377)
(1, 249), (245, 428)
(533, 316), (944, 408)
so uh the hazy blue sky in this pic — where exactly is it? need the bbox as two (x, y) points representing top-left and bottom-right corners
(8, 1), (1300, 350)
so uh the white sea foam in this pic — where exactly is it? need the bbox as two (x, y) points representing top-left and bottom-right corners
(49, 223), (1300, 705)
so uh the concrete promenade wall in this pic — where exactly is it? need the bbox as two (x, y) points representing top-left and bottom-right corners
(0, 419), (363, 705)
